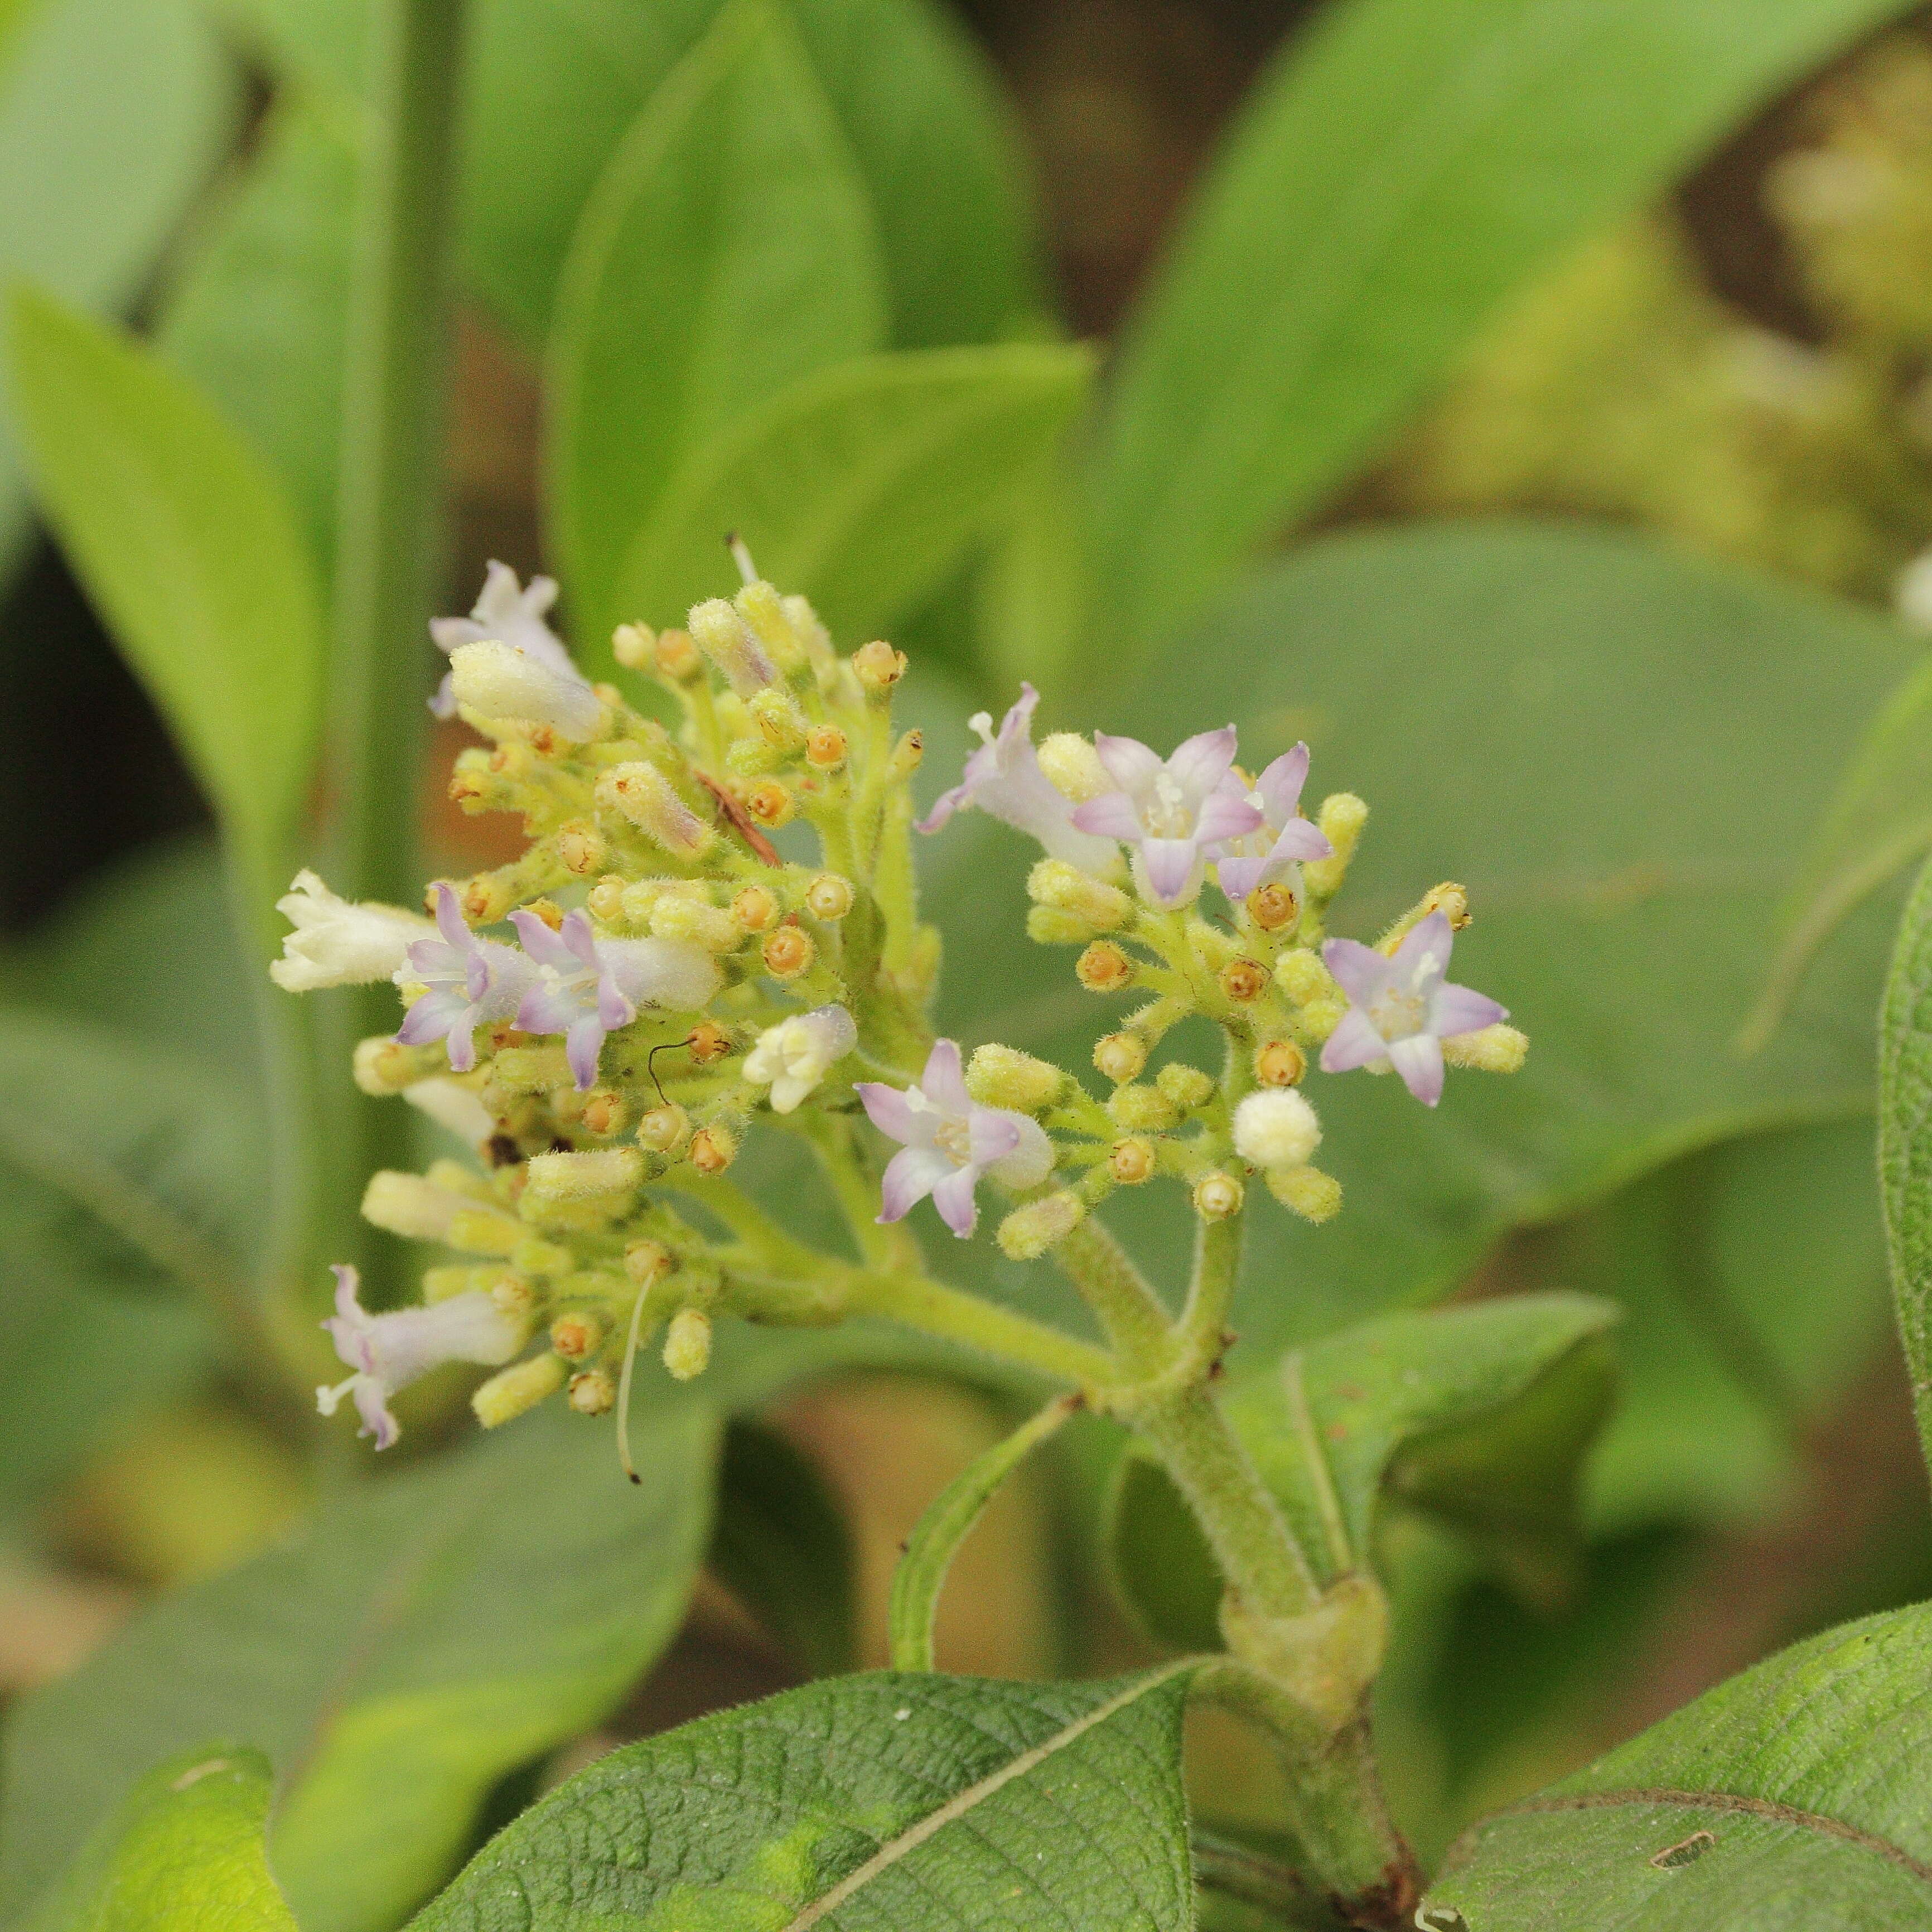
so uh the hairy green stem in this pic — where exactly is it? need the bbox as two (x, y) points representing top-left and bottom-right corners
(316, 0), (470, 1314)
(1054, 1216), (1173, 1375)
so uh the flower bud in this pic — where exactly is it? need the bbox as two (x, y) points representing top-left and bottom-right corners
(1156, 1063), (1214, 1110)
(1193, 1171), (1244, 1221)
(556, 819), (605, 876)
(966, 1044), (1066, 1114)
(1076, 941), (1133, 992)
(448, 641), (603, 740)
(1108, 1083), (1180, 1133)
(805, 724), (848, 771)
(663, 1308), (713, 1380)
(472, 1353), (566, 1428)
(997, 1191), (1085, 1261)
(690, 1124), (737, 1175)
(1267, 1165), (1342, 1223)
(1297, 999), (1346, 1045)
(521, 897), (566, 932)
(655, 627), (701, 680)
(762, 926), (814, 979)
(597, 761), (711, 857)
(1109, 1138), (1156, 1185)
(751, 687), (806, 752)
(1093, 1032), (1148, 1083)
(550, 1311), (606, 1360)
(523, 1148), (644, 1216)
(794, 873), (853, 928)
(1379, 881), (1471, 955)
(353, 1035), (422, 1095)
(363, 1171), (509, 1247)
(735, 580), (807, 673)
(1274, 949), (1335, 1005)
(461, 873), (514, 924)
(568, 1368), (616, 1415)
(732, 885), (780, 933)
(1027, 906), (1094, 946)
(1442, 1023), (1528, 1073)
(1304, 793), (1368, 896)
(1247, 882), (1300, 933)
(1028, 858), (1131, 932)
(511, 1237), (574, 1277)
(1037, 733), (1111, 804)
(1219, 958), (1268, 1003)
(491, 1044), (574, 1093)
(611, 622), (653, 670)
(852, 639), (906, 689)
(579, 1090), (627, 1137)
(636, 1103), (690, 1153)
(1233, 1090), (1322, 1170)
(1255, 1039), (1306, 1086)
(650, 896), (742, 952)
(745, 780), (794, 828)
(622, 1243), (672, 1293)
(889, 730), (924, 778)
(689, 597), (777, 695)
(587, 875), (627, 922)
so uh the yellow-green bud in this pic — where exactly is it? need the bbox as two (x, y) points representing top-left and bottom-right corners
(1108, 1083), (1180, 1133)
(472, 1353), (566, 1428)
(852, 639), (907, 689)
(1304, 793), (1367, 896)
(353, 1035), (424, 1095)
(690, 1123), (737, 1174)
(1255, 1039), (1306, 1086)
(663, 1308), (713, 1381)
(751, 687), (807, 754)
(1156, 1063), (1215, 1110)
(1274, 949), (1335, 1005)
(491, 1044), (574, 1094)
(1028, 906), (1094, 946)
(966, 1044), (1066, 1113)
(1297, 999), (1346, 1045)
(1027, 858), (1132, 931)
(1193, 1171), (1244, 1221)
(511, 1237), (576, 1278)
(597, 762), (711, 857)
(888, 730), (924, 779)
(1267, 1165), (1342, 1224)
(650, 895), (741, 952)
(363, 1171), (513, 1247)
(735, 580), (806, 674)
(611, 622), (654, 670)
(522, 1148), (644, 1216)
(556, 818), (605, 876)
(1036, 732), (1111, 804)
(1093, 1032), (1148, 1083)
(1442, 1023), (1528, 1073)
(689, 597), (777, 695)
(996, 1191), (1085, 1261)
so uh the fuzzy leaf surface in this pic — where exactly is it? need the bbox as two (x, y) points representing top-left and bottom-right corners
(410, 1665), (1195, 1931)
(0, 1404), (717, 1932)
(1427, 1602), (1932, 1928)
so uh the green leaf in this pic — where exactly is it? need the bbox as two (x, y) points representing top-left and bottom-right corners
(0, 0), (231, 585)
(611, 342), (1094, 655)
(158, 95), (357, 586)
(0, 1402), (719, 1932)
(17, 1744), (297, 1932)
(1088, 0), (1921, 655)
(411, 1664), (1196, 1931)
(1880, 853), (1932, 1476)
(7, 288), (324, 922)
(547, 0), (886, 658)
(709, 1416), (856, 1678)
(1089, 522), (1914, 1356)
(888, 1393), (1076, 1671)
(1108, 1295), (1617, 1650)
(1426, 1602), (1932, 1928)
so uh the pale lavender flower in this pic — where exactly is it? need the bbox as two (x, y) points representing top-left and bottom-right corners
(512, 909), (719, 1090)
(744, 1005), (858, 1114)
(918, 684), (1118, 872)
(1320, 912), (1506, 1107)
(1210, 744), (1333, 901)
(429, 561), (592, 724)
(395, 883), (534, 1073)
(1071, 726), (1263, 905)
(856, 1040), (1053, 1239)
(317, 1264), (527, 1450)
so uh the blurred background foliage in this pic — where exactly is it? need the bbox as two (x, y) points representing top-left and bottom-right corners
(4, 0), (1932, 1911)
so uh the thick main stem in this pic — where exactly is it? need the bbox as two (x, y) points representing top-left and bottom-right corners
(317, 0), (469, 1309)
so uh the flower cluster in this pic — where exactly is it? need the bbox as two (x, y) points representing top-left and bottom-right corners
(277, 561), (1525, 1450)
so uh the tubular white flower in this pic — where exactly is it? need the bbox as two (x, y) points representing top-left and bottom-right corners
(270, 871), (431, 992)
(1233, 1089), (1322, 1171)
(449, 640), (603, 740)
(743, 1005), (858, 1113)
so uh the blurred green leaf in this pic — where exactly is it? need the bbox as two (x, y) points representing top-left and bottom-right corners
(1880, 853), (1932, 1476)
(411, 1665), (1196, 1931)
(0, 1403), (718, 1932)
(16, 1744), (296, 1932)
(1427, 1602), (1932, 1928)
(612, 342), (1094, 659)
(8, 289), (324, 929)
(159, 97), (358, 586)
(548, 0), (885, 659)
(0, 0), (231, 587)
(1089, 523), (1912, 1355)
(709, 1416), (856, 1677)
(1088, 0), (1922, 656)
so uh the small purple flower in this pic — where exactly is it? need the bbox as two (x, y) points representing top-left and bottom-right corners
(317, 1264), (527, 1450)
(856, 1040), (1054, 1239)
(1210, 743), (1334, 902)
(1071, 726), (1263, 906)
(512, 909), (720, 1091)
(1320, 912), (1506, 1107)
(429, 561), (589, 721)
(918, 684), (1118, 872)
(395, 883), (534, 1073)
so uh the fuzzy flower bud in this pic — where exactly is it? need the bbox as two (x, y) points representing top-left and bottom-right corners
(523, 1148), (643, 1216)
(805, 873), (854, 921)
(449, 641), (603, 740)
(1036, 732), (1111, 803)
(363, 1171), (514, 1248)
(966, 1044), (1066, 1114)
(1109, 1083), (1180, 1133)
(650, 896), (742, 953)
(403, 1078), (497, 1148)
(852, 640), (906, 689)
(1233, 1090), (1322, 1171)
(1093, 1032), (1148, 1083)
(1267, 1165), (1342, 1223)
(997, 1191), (1086, 1261)
(1156, 1063), (1215, 1110)
(1027, 858), (1132, 932)
(596, 762), (711, 857)
(272, 872), (432, 992)
(353, 1035), (423, 1095)
(1193, 1172), (1245, 1221)
(1303, 794), (1368, 896)
(735, 580), (807, 674)
(689, 598), (777, 695)
(890, 730), (924, 779)
(663, 1308), (713, 1381)
(472, 1353), (566, 1428)
(1027, 907), (1094, 946)
(1442, 1023), (1529, 1073)
(1275, 949), (1335, 1006)
(611, 622), (654, 670)
(751, 688), (807, 753)
(743, 1006), (857, 1113)
(655, 628), (701, 681)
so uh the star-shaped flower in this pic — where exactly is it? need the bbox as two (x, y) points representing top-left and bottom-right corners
(1071, 727), (1264, 905)
(394, 883), (534, 1073)
(1210, 743), (1333, 902)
